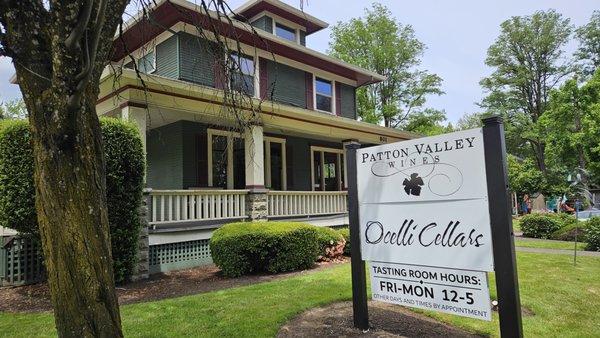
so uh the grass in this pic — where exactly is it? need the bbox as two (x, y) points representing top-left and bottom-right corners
(515, 238), (588, 251)
(1, 253), (599, 337)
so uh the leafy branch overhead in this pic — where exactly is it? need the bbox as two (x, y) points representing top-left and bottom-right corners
(328, 3), (444, 130)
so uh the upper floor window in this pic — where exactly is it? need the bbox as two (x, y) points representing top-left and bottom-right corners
(230, 53), (255, 96)
(315, 77), (333, 112)
(137, 50), (155, 73)
(275, 23), (296, 42)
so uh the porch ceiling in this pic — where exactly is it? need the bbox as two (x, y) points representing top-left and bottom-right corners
(97, 69), (418, 145)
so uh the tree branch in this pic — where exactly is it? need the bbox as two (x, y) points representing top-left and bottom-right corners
(65, 0), (94, 51)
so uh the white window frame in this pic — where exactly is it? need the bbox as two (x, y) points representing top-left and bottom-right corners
(314, 75), (335, 114)
(138, 48), (156, 74)
(310, 146), (345, 191)
(264, 136), (287, 191)
(274, 21), (297, 43)
(227, 51), (258, 98)
(207, 129), (243, 189)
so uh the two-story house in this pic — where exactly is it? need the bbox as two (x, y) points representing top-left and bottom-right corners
(97, 0), (413, 273)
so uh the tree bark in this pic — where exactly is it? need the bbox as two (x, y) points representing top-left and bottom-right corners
(26, 91), (123, 337)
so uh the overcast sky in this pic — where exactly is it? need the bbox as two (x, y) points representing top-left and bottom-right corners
(0, 0), (597, 122)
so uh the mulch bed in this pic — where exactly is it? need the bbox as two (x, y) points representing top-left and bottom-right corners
(277, 301), (483, 337)
(0, 258), (348, 313)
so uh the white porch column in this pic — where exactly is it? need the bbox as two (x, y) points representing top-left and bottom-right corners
(244, 124), (267, 221)
(121, 105), (147, 156)
(244, 124), (265, 189)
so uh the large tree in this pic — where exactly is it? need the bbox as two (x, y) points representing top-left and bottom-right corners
(541, 71), (600, 190)
(480, 10), (573, 173)
(0, 1), (256, 336)
(328, 3), (443, 129)
(575, 10), (600, 76)
(0, 1), (130, 336)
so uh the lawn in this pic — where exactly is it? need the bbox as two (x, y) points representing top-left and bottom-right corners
(514, 237), (588, 251)
(1, 253), (599, 337)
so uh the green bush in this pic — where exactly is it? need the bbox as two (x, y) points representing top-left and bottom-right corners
(0, 118), (145, 284)
(520, 214), (562, 239)
(585, 217), (600, 251)
(210, 221), (320, 277)
(337, 227), (351, 255)
(0, 120), (36, 237)
(314, 226), (343, 253)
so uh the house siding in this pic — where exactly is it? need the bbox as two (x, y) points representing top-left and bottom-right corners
(339, 83), (357, 119)
(147, 122), (185, 189)
(154, 34), (179, 78)
(251, 15), (273, 33)
(178, 32), (216, 87)
(182, 121), (208, 189)
(266, 60), (306, 108)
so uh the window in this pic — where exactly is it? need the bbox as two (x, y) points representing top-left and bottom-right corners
(137, 50), (155, 74)
(315, 77), (333, 112)
(275, 23), (296, 42)
(230, 53), (255, 96)
(264, 137), (287, 190)
(208, 129), (245, 189)
(311, 147), (345, 191)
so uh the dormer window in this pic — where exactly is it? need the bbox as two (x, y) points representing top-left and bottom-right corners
(275, 23), (296, 42)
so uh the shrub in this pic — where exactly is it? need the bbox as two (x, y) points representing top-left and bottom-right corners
(520, 214), (562, 239)
(0, 120), (36, 237)
(585, 217), (600, 251)
(210, 221), (320, 277)
(314, 226), (344, 260)
(0, 118), (145, 284)
(337, 227), (351, 255)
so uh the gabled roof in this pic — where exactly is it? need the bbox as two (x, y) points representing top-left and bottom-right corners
(112, 0), (384, 86)
(233, 0), (328, 35)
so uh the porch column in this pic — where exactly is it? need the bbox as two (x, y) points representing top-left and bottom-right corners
(121, 105), (147, 156)
(244, 124), (267, 220)
(342, 139), (359, 189)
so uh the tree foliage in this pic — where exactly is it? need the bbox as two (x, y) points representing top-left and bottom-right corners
(328, 3), (443, 129)
(575, 10), (600, 76)
(541, 70), (600, 188)
(480, 10), (573, 173)
(0, 99), (27, 120)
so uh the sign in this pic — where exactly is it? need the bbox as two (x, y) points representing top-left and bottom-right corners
(346, 118), (523, 335)
(370, 262), (491, 321)
(356, 128), (494, 272)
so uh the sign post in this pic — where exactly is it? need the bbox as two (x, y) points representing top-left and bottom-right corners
(482, 116), (523, 338)
(346, 116), (523, 336)
(345, 141), (369, 330)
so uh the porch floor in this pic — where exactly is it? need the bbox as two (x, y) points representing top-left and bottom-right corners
(285, 214), (349, 228)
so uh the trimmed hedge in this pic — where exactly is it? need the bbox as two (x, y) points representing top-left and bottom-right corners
(0, 118), (145, 284)
(210, 222), (320, 277)
(585, 217), (600, 252)
(520, 214), (562, 239)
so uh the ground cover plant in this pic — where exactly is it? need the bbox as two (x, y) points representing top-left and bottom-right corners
(0, 252), (598, 337)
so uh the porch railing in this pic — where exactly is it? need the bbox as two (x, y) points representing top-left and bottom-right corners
(267, 191), (348, 218)
(149, 190), (248, 225)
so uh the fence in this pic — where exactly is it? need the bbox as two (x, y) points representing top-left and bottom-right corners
(149, 190), (249, 226)
(0, 236), (45, 286)
(267, 191), (348, 218)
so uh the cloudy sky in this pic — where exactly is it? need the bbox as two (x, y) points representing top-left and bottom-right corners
(0, 0), (597, 122)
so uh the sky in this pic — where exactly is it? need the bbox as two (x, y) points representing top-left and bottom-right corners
(0, 0), (598, 123)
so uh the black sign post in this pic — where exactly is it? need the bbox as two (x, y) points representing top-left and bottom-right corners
(482, 116), (524, 338)
(346, 141), (369, 330)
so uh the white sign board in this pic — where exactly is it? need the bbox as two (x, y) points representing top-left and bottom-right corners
(357, 128), (494, 272)
(370, 261), (492, 321)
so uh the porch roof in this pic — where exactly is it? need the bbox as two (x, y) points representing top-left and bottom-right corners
(97, 68), (417, 145)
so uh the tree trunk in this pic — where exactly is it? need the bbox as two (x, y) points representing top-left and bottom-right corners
(27, 88), (123, 337)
